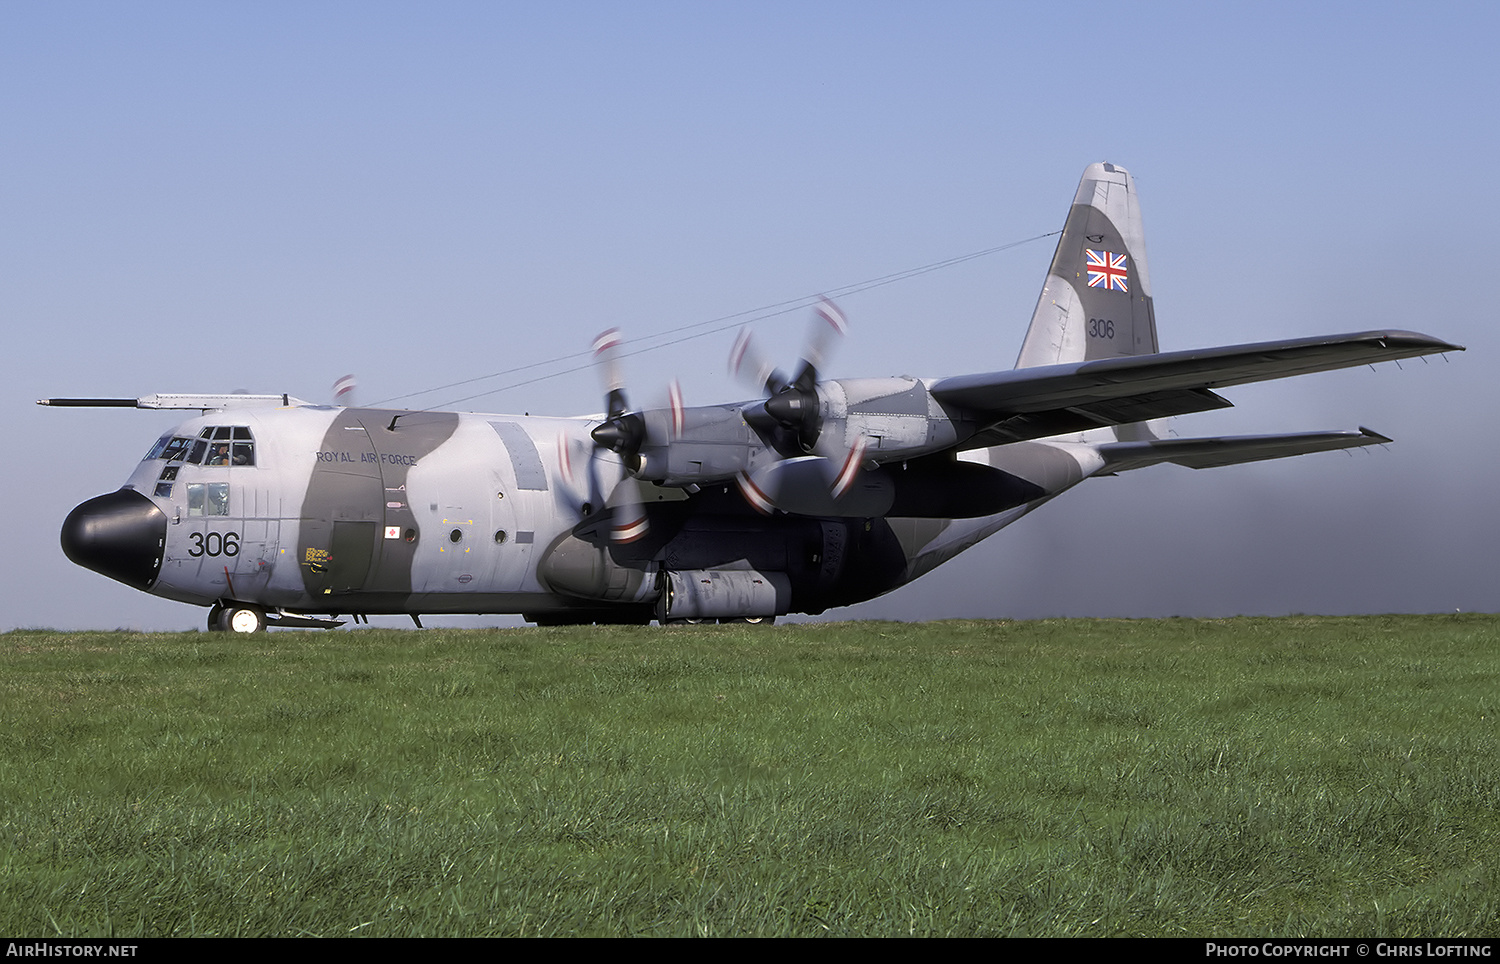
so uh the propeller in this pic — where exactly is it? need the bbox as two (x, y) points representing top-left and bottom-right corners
(584, 328), (684, 544)
(731, 298), (872, 511)
(733, 298), (847, 455)
(589, 329), (644, 462)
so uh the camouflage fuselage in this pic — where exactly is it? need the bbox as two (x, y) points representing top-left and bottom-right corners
(104, 403), (1087, 622)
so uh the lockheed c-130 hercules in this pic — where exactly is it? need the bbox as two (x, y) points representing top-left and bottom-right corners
(45, 163), (1461, 633)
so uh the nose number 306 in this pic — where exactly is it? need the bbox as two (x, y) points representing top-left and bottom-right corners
(189, 531), (240, 558)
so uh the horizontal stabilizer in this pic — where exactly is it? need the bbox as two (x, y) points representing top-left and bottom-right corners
(931, 330), (1460, 447)
(1097, 428), (1391, 474)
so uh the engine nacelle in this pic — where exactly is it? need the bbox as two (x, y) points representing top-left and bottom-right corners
(658, 569), (790, 621)
(818, 377), (962, 461)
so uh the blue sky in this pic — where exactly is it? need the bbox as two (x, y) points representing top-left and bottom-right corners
(3, 2), (1494, 629)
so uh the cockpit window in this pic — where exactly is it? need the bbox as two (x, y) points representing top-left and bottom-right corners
(154, 427), (256, 466)
(145, 434), (172, 461)
(205, 427), (254, 465)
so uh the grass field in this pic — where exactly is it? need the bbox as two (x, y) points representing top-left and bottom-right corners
(2, 615), (1497, 937)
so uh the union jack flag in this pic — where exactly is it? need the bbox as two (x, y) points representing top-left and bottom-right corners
(1085, 249), (1129, 292)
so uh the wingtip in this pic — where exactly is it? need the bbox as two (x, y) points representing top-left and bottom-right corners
(1373, 330), (1465, 353)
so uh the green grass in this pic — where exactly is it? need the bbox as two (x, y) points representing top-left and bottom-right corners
(2, 615), (1497, 936)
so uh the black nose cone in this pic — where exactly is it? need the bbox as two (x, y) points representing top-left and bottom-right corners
(61, 488), (168, 590)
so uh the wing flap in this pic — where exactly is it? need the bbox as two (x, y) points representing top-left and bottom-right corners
(965, 387), (1234, 447)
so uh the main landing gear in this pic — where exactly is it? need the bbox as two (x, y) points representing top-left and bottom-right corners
(206, 602), (267, 634)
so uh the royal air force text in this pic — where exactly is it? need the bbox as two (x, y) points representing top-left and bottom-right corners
(315, 451), (418, 466)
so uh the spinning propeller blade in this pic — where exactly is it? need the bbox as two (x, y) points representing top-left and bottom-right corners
(333, 374), (357, 407)
(608, 475), (650, 543)
(729, 298), (871, 510)
(729, 328), (787, 395)
(585, 329), (684, 542)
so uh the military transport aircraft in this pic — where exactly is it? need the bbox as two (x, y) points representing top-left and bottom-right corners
(43, 163), (1461, 633)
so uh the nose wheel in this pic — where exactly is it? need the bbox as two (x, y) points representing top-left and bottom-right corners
(207, 603), (267, 634)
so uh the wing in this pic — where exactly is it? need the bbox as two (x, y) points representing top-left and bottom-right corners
(928, 330), (1461, 448)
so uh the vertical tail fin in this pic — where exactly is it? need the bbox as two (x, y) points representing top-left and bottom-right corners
(1015, 162), (1162, 441)
(1016, 162), (1158, 370)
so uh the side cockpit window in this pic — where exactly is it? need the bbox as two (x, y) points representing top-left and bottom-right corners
(153, 464), (179, 499)
(186, 482), (229, 516)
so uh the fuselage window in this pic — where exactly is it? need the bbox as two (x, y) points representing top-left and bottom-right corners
(186, 482), (230, 517)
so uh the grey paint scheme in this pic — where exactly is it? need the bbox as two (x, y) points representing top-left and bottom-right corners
(57, 162), (1462, 627)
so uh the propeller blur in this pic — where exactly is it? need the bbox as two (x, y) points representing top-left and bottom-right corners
(42, 164), (1462, 632)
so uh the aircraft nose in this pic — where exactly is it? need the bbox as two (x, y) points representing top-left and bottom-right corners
(61, 488), (168, 590)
